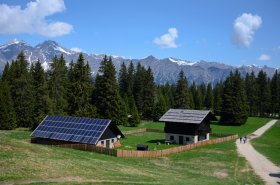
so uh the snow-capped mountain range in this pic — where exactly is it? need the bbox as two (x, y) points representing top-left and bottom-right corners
(0, 39), (277, 85)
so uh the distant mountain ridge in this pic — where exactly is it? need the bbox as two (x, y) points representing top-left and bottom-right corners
(0, 40), (277, 85)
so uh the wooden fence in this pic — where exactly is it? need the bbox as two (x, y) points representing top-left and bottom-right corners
(52, 134), (238, 158)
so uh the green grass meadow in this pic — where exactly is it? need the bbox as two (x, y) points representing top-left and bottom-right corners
(251, 120), (280, 166)
(0, 117), (272, 185)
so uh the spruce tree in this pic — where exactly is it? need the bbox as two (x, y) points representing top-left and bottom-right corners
(245, 72), (258, 116)
(174, 70), (190, 109)
(256, 70), (270, 116)
(48, 55), (69, 115)
(220, 70), (248, 125)
(127, 96), (140, 126)
(118, 62), (128, 97)
(94, 56), (127, 125)
(213, 82), (223, 115)
(10, 52), (35, 127)
(31, 60), (53, 129)
(270, 70), (280, 116)
(153, 91), (168, 121)
(0, 80), (16, 130)
(194, 88), (203, 110)
(127, 61), (135, 97)
(142, 67), (156, 119)
(68, 54), (95, 116)
(133, 63), (145, 114)
(204, 83), (213, 110)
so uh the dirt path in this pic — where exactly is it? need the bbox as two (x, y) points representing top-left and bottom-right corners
(0, 176), (158, 185)
(236, 119), (280, 185)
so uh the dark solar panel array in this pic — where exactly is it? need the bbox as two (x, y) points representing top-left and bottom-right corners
(31, 115), (111, 145)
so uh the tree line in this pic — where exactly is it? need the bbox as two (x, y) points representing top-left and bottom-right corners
(0, 52), (280, 130)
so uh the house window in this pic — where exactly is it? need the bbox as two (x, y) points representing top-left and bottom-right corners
(101, 141), (104, 145)
(186, 137), (190, 141)
(111, 139), (114, 143)
(170, 135), (174, 140)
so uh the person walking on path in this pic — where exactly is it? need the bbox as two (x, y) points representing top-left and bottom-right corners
(236, 119), (280, 185)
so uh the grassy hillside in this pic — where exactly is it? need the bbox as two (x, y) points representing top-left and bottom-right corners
(251, 120), (280, 166)
(0, 117), (271, 185)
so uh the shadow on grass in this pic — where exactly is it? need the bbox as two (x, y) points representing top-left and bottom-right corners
(147, 139), (165, 144)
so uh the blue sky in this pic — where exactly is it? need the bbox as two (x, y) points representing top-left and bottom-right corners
(0, 0), (280, 67)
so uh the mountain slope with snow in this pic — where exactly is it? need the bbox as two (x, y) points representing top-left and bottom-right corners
(0, 40), (277, 85)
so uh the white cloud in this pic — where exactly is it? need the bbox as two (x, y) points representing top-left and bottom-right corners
(70, 47), (83, 53)
(153, 28), (178, 48)
(0, 0), (73, 37)
(232, 13), (262, 48)
(258, 54), (271, 61)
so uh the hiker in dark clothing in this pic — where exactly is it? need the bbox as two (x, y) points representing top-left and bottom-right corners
(240, 137), (242, 143)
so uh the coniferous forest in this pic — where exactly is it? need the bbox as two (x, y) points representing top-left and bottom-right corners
(0, 52), (280, 130)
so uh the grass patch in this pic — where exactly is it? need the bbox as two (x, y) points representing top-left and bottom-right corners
(120, 132), (179, 150)
(211, 117), (271, 136)
(251, 120), (280, 166)
(118, 121), (164, 131)
(0, 117), (270, 184)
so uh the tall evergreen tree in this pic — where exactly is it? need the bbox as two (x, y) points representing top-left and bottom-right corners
(68, 54), (95, 116)
(9, 52), (35, 127)
(270, 70), (280, 116)
(127, 96), (140, 126)
(31, 60), (53, 129)
(213, 82), (223, 115)
(174, 70), (190, 109)
(118, 62), (128, 97)
(153, 91), (168, 121)
(142, 67), (156, 119)
(194, 87), (203, 110)
(127, 61), (135, 97)
(94, 56), (127, 125)
(48, 55), (69, 115)
(133, 63), (145, 115)
(0, 80), (16, 130)
(256, 70), (270, 116)
(204, 83), (213, 109)
(245, 72), (258, 116)
(220, 70), (248, 125)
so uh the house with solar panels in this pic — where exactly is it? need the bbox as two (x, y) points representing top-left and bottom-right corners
(159, 109), (217, 145)
(31, 115), (124, 148)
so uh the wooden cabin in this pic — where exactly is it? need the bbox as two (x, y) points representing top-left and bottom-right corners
(31, 115), (124, 148)
(159, 109), (217, 145)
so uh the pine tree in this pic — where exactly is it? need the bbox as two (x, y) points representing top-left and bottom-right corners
(220, 70), (248, 125)
(127, 96), (140, 126)
(31, 60), (53, 130)
(94, 56), (127, 125)
(213, 82), (223, 115)
(9, 52), (35, 127)
(1, 62), (10, 82)
(245, 72), (258, 116)
(270, 70), (280, 116)
(174, 70), (190, 109)
(256, 70), (270, 116)
(153, 91), (168, 121)
(142, 67), (155, 119)
(204, 83), (213, 110)
(68, 54), (95, 116)
(0, 80), (16, 130)
(48, 55), (69, 115)
(118, 62), (128, 97)
(194, 88), (203, 110)
(133, 63), (145, 115)
(127, 61), (135, 97)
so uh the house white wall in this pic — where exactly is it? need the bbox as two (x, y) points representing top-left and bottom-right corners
(96, 137), (117, 148)
(165, 133), (209, 145)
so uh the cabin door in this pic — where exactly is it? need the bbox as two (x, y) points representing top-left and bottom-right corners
(106, 140), (110, 148)
(179, 136), (184, 144)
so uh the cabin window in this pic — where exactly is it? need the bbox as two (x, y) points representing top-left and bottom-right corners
(101, 141), (104, 145)
(111, 139), (114, 143)
(170, 135), (174, 140)
(185, 137), (190, 141)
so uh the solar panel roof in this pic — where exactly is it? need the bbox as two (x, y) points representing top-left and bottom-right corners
(31, 115), (111, 145)
(159, 109), (217, 124)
